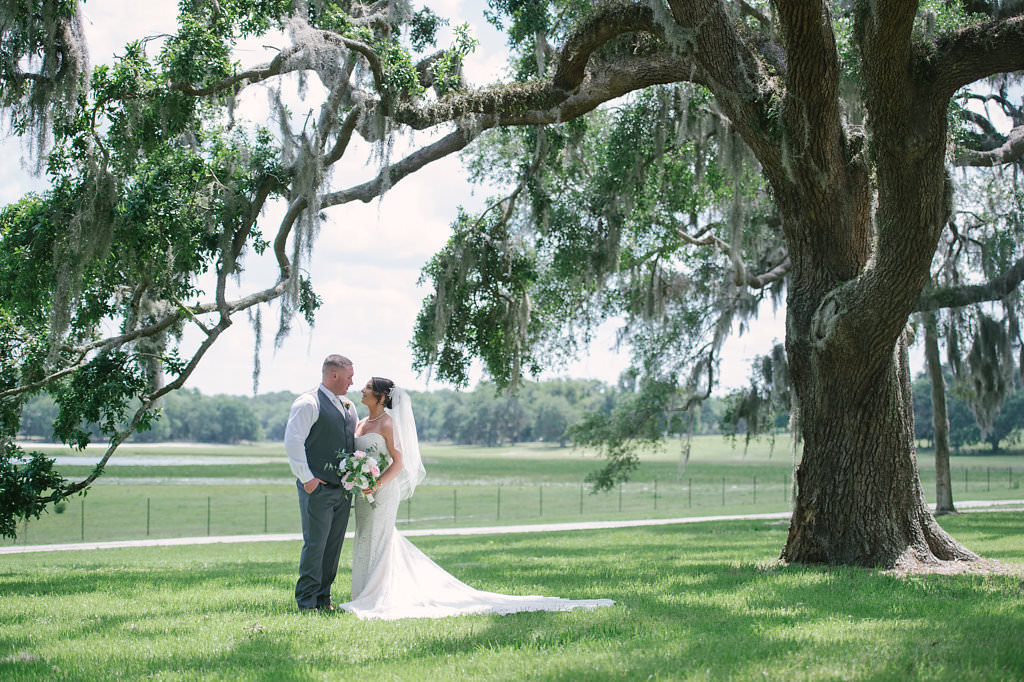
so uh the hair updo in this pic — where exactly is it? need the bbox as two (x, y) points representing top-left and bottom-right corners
(370, 377), (395, 409)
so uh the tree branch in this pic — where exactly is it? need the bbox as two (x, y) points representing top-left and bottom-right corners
(932, 16), (1024, 100)
(916, 255), (1024, 312)
(173, 48), (293, 96)
(318, 32), (390, 109)
(550, 1), (660, 93)
(675, 222), (790, 291)
(959, 96), (1006, 136)
(0, 358), (86, 401)
(660, 0), (777, 151)
(738, 0), (771, 27)
(321, 125), (479, 206)
(954, 125), (1024, 166)
(322, 106), (361, 167)
(774, 0), (844, 158)
(43, 314), (238, 502)
(743, 256), (791, 289)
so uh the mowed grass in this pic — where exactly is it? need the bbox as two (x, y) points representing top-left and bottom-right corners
(7, 437), (1022, 546)
(1, 513), (1022, 681)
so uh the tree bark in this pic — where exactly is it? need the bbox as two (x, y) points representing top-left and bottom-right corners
(923, 311), (957, 514)
(768, 1), (979, 569)
(781, 328), (976, 567)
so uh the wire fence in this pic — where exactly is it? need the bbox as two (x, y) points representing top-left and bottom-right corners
(6, 464), (1021, 547)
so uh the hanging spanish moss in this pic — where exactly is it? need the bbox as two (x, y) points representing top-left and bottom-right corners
(678, 409), (695, 475)
(945, 305), (966, 379)
(1006, 295), (1024, 385)
(964, 312), (1016, 437)
(47, 162), (118, 362)
(0, 0), (90, 169)
(269, 18), (349, 348)
(250, 305), (263, 395)
(789, 390), (802, 502)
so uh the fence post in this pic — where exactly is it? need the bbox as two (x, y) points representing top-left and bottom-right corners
(987, 467), (991, 491)
(753, 477), (757, 505)
(81, 498), (85, 541)
(497, 485), (501, 520)
(579, 485), (583, 515)
(688, 478), (692, 508)
(264, 495), (268, 533)
(407, 498), (411, 524)
(1010, 467), (1014, 489)
(539, 486), (543, 517)
(147, 498), (151, 537)
(964, 468), (968, 492)
(654, 479), (658, 510)
(618, 483), (623, 512)
(207, 496), (211, 536)
(722, 478), (726, 506)
(453, 489), (457, 522)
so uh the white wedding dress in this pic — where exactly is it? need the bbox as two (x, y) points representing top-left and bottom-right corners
(340, 432), (614, 620)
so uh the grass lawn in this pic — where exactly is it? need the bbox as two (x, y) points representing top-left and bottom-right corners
(7, 438), (1021, 547)
(1, 512), (1022, 681)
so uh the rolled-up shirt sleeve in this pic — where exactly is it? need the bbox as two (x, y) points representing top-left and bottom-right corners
(284, 392), (319, 483)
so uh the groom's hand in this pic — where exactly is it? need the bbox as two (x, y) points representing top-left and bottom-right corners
(303, 478), (325, 494)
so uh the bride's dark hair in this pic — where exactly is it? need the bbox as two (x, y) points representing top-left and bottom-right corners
(370, 377), (395, 409)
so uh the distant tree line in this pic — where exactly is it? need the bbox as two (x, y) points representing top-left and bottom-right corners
(17, 379), (726, 446)
(18, 389), (290, 444)
(20, 374), (1019, 450)
(412, 379), (723, 447)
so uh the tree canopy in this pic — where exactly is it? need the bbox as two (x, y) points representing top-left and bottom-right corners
(2, 0), (1023, 567)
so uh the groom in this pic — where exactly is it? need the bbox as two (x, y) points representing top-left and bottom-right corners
(284, 354), (357, 611)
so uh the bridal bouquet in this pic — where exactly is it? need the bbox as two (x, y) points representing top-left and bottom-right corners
(327, 450), (383, 506)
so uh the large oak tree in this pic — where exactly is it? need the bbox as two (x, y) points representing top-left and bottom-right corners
(3, 0), (1023, 570)
(412, 0), (1024, 569)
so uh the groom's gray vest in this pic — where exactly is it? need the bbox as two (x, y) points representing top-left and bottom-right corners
(304, 389), (354, 486)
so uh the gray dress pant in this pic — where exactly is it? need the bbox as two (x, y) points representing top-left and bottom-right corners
(295, 480), (352, 609)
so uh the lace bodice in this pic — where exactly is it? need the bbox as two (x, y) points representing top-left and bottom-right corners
(354, 432), (391, 466)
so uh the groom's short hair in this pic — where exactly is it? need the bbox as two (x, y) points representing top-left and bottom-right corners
(322, 354), (353, 373)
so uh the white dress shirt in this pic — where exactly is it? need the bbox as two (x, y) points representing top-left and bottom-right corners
(284, 384), (355, 483)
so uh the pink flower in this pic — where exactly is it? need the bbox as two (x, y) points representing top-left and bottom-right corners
(353, 450), (367, 459)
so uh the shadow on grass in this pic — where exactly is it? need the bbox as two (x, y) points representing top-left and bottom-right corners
(0, 516), (1021, 680)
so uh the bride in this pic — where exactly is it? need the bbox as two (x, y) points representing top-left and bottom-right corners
(340, 376), (614, 620)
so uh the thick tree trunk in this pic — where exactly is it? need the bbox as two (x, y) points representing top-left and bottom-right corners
(670, 0), (1024, 569)
(923, 311), (957, 514)
(781, 330), (976, 568)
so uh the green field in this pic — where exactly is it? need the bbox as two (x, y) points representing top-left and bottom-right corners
(1, 513), (1022, 681)
(7, 437), (1022, 546)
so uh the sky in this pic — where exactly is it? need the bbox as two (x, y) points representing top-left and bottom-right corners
(1, 0), (786, 398)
